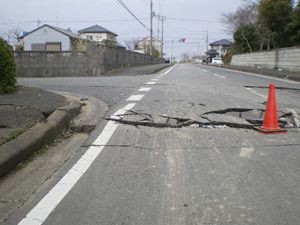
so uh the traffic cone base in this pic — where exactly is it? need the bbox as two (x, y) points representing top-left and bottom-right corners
(254, 126), (287, 134)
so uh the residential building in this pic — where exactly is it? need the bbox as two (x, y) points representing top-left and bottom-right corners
(21, 24), (85, 51)
(136, 37), (162, 56)
(205, 39), (232, 62)
(78, 24), (117, 42)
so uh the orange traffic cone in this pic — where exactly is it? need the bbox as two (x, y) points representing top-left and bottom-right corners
(254, 83), (287, 134)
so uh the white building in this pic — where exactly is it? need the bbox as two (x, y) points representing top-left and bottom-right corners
(78, 24), (117, 43)
(136, 37), (162, 55)
(21, 24), (83, 51)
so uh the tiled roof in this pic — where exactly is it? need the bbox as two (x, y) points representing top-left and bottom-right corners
(78, 25), (117, 36)
(209, 39), (232, 46)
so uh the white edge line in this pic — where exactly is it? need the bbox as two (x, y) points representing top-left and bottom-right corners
(18, 103), (136, 225)
(161, 64), (177, 75)
(213, 73), (226, 79)
(146, 82), (156, 85)
(245, 87), (266, 100)
(203, 65), (298, 84)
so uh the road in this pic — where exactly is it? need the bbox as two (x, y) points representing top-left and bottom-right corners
(11, 64), (300, 225)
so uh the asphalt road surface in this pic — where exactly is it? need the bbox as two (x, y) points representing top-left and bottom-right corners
(12, 64), (300, 225)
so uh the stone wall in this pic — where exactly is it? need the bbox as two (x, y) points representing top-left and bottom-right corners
(231, 47), (300, 72)
(15, 42), (165, 77)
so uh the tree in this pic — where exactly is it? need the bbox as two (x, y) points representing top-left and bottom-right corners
(0, 38), (16, 93)
(288, 2), (300, 45)
(232, 24), (260, 53)
(258, 0), (293, 48)
(5, 27), (23, 44)
(222, 0), (258, 34)
(124, 38), (140, 50)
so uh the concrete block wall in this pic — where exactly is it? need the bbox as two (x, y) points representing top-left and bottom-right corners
(15, 42), (165, 77)
(231, 47), (300, 72)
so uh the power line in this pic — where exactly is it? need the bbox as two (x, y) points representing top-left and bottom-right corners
(0, 18), (149, 25)
(115, 0), (150, 32)
(166, 17), (215, 23)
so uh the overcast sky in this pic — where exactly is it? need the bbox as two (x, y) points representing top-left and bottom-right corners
(0, 0), (244, 58)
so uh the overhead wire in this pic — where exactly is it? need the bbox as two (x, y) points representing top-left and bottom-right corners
(115, 0), (150, 32)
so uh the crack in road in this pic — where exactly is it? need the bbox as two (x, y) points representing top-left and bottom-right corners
(104, 107), (298, 130)
(245, 85), (300, 91)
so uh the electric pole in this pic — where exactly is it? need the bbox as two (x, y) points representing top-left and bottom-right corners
(150, 0), (153, 56)
(206, 29), (209, 51)
(171, 40), (174, 63)
(161, 16), (166, 58)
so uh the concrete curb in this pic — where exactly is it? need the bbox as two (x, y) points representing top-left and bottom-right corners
(0, 101), (82, 178)
(146, 64), (172, 74)
(206, 64), (300, 82)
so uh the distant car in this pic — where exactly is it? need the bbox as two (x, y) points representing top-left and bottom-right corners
(212, 57), (223, 65)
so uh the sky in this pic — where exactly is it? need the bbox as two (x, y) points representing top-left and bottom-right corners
(0, 0), (244, 58)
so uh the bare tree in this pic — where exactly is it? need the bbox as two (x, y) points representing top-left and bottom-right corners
(124, 38), (140, 50)
(5, 27), (23, 44)
(221, 1), (258, 35)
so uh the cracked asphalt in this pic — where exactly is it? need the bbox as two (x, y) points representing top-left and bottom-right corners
(10, 64), (300, 225)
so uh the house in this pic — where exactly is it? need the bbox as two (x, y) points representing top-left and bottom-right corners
(205, 39), (232, 62)
(21, 24), (85, 51)
(136, 37), (162, 56)
(78, 24), (117, 42)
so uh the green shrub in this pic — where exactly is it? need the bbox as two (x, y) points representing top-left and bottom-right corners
(0, 38), (16, 94)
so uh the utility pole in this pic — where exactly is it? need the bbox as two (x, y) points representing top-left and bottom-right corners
(161, 16), (166, 58)
(206, 29), (209, 51)
(37, 19), (41, 28)
(171, 40), (174, 63)
(197, 39), (200, 57)
(150, 0), (153, 56)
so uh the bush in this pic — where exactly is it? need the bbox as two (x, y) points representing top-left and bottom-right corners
(222, 53), (232, 65)
(0, 38), (16, 93)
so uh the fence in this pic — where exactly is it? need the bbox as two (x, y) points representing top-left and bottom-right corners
(14, 43), (165, 77)
(231, 47), (300, 72)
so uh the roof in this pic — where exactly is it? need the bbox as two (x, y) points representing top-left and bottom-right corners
(209, 39), (232, 46)
(205, 49), (219, 55)
(21, 24), (80, 39)
(78, 25), (117, 36)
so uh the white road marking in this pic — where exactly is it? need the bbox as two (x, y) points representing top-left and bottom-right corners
(146, 82), (156, 85)
(152, 79), (159, 81)
(208, 66), (298, 84)
(126, 94), (144, 101)
(213, 73), (226, 79)
(138, 87), (152, 92)
(245, 87), (266, 100)
(18, 103), (136, 225)
(161, 64), (177, 75)
(201, 69), (208, 72)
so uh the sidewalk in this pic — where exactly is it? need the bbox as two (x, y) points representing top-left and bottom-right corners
(0, 87), (68, 145)
(0, 87), (81, 178)
(208, 64), (300, 82)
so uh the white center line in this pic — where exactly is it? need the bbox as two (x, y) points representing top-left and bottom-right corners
(213, 73), (226, 79)
(146, 81), (156, 85)
(126, 94), (144, 101)
(151, 79), (159, 81)
(138, 87), (152, 92)
(18, 103), (136, 225)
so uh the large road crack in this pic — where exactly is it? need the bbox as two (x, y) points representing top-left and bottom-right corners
(104, 107), (299, 130)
